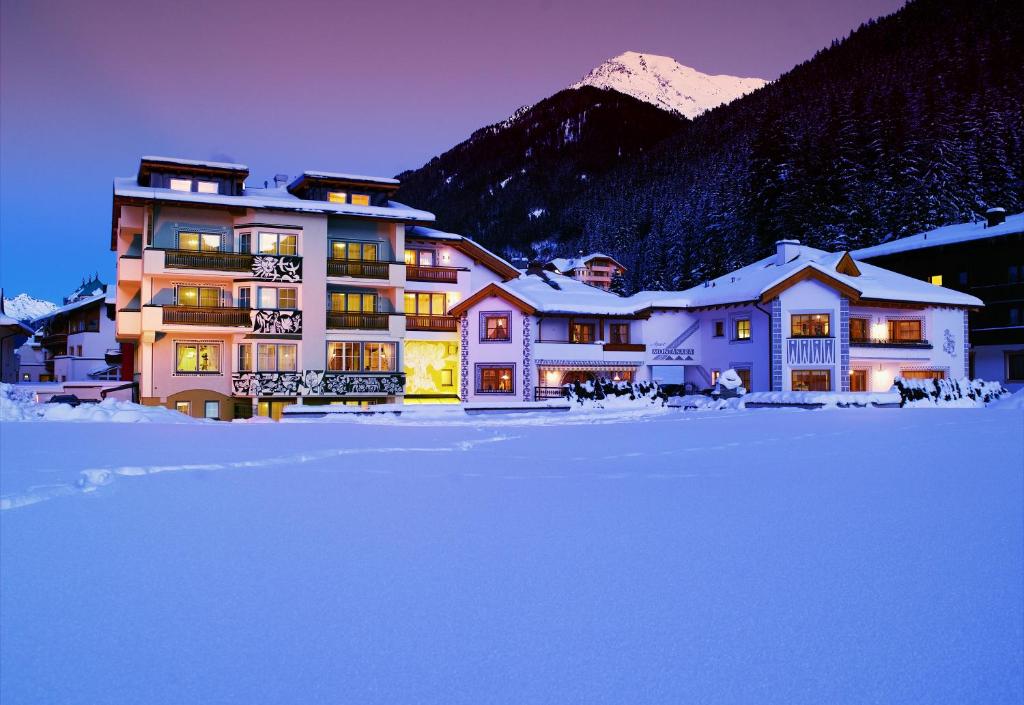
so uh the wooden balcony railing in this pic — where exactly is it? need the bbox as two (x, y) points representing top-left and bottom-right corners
(406, 265), (459, 284)
(603, 343), (646, 352)
(164, 249), (254, 272)
(162, 305), (252, 327)
(327, 259), (391, 279)
(406, 315), (458, 332)
(39, 333), (68, 348)
(850, 337), (932, 348)
(326, 311), (391, 330)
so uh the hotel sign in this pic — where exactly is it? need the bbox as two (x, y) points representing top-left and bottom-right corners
(786, 337), (836, 365)
(649, 319), (701, 365)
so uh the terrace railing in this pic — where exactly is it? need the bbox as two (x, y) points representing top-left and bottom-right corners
(406, 265), (459, 284)
(326, 311), (391, 330)
(327, 259), (391, 279)
(849, 337), (932, 349)
(162, 306), (252, 327)
(406, 315), (458, 332)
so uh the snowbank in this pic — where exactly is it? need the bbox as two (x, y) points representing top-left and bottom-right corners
(1, 384), (197, 423)
(670, 390), (901, 410)
(988, 388), (1024, 410)
(893, 377), (1006, 407)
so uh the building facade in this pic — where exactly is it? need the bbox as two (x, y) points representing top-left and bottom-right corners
(546, 253), (626, 290)
(853, 209), (1024, 391)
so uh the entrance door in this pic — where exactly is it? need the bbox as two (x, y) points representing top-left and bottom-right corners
(257, 398), (294, 421)
(850, 369), (867, 392)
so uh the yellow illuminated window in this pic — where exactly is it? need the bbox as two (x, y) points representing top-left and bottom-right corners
(734, 318), (751, 340)
(928, 274), (943, 286)
(175, 401), (192, 415)
(328, 191), (347, 203)
(169, 178), (192, 192)
(196, 181), (218, 194)
(350, 194), (370, 206)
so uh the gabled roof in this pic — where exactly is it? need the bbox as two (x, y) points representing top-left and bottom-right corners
(31, 291), (108, 324)
(407, 226), (520, 281)
(450, 271), (639, 317)
(851, 212), (1024, 259)
(547, 252), (626, 274)
(0, 313), (34, 336)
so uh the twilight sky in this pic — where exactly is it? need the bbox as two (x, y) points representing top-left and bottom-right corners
(0, 0), (904, 302)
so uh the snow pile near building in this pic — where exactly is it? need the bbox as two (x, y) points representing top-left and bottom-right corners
(893, 377), (1006, 408)
(671, 390), (901, 410)
(563, 379), (668, 408)
(982, 387), (1024, 410)
(0, 384), (196, 423)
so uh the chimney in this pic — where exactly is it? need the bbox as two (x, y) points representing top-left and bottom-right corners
(273, 174), (288, 188)
(775, 239), (801, 266)
(985, 207), (1006, 228)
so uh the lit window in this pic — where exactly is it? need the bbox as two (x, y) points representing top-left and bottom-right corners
(888, 319), (923, 342)
(849, 317), (869, 342)
(330, 292), (376, 313)
(204, 401), (220, 419)
(174, 401), (192, 415)
(196, 181), (218, 194)
(477, 365), (514, 394)
(928, 274), (943, 286)
(257, 343), (297, 372)
(237, 344), (252, 372)
(710, 369), (720, 385)
(363, 342), (396, 372)
(850, 369), (867, 392)
(237, 287), (251, 309)
(735, 368), (751, 389)
(175, 343), (220, 373)
(332, 241), (377, 261)
(328, 191), (347, 203)
(327, 342), (360, 371)
(169, 178), (192, 192)
(278, 288), (297, 310)
(900, 369), (946, 381)
(177, 286), (221, 308)
(609, 323), (629, 344)
(792, 369), (831, 391)
(481, 312), (511, 342)
(404, 249), (417, 265)
(177, 231), (221, 251)
(441, 369), (454, 387)
(570, 322), (595, 343)
(350, 194), (370, 206)
(791, 313), (830, 338)
(734, 318), (751, 340)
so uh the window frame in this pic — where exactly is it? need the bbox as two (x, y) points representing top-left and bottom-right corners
(330, 292), (377, 313)
(327, 342), (361, 372)
(849, 317), (869, 341)
(258, 231), (298, 256)
(570, 321), (596, 344)
(174, 342), (221, 375)
(174, 400), (192, 415)
(331, 240), (379, 262)
(732, 317), (752, 342)
(237, 344), (253, 372)
(363, 342), (397, 372)
(887, 318), (923, 342)
(177, 230), (222, 252)
(713, 320), (725, 338)
(475, 363), (516, 395)
(176, 285), (222, 308)
(404, 291), (447, 315)
(1006, 351), (1024, 382)
(480, 311), (512, 343)
(608, 322), (630, 345)
(256, 343), (298, 372)
(790, 313), (831, 338)
(204, 400), (220, 419)
(791, 369), (832, 392)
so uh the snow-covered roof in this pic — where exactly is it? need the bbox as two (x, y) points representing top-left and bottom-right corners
(469, 272), (639, 316)
(406, 226), (520, 279)
(113, 177), (435, 223)
(631, 245), (982, 309)
(293, 170), (400, 186)
(548, 252), (625, 273)
(140, 155), (249, 171)
(851, 212), (1024, 259)
(0, 313), (34, 334)
(32, 292), (108, 324)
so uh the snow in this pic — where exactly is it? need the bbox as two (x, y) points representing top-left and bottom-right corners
(1, 406), (1021, 704)
(528, 207), (546, 219)
(990, 388), (1024, 410)
(497, 271), (639, 315)
(141, 155), (249, 171)
(0, 383), (197, 424)
(113, 177), (435, 222)
(852, 212), (1024, 259)
(571, 51), (767, 119)
(29, 290), (107, 324)
(548, 252), (625, 273)
(291, 170), (400, 186)
(1, 293), (56, 323)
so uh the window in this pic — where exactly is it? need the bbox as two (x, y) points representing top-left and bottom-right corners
(713, 320), (724, 338)
(175, 343), (220, 373)
(928, 274), (943, 286)
(238, 232), (251, 254)
(405, 249), (435, 266)
(204, 401), (220, 419)
(850, 369), (868, 392)
(734, 318), (751, 341)
(257, 343), (297, 372)
(278, 288), (297, 310)
(849, 317), (869, 342)
(328, 191), (347, 203)
(404, 292), (447, 315)
(332, 241), (378, 261)
(570, 322), (596, 343)
(169, 178), (192, 192)
(441, 369), (454, 387)
(888, 319), (923, 342)
(178, 231), (221, 252)
(237, 287), (251, 310)
(237, 344), (253, 372)
(481, 312), (511, 342)
(1007, 352), (1024, 381)
(364, 342), (396, 372)
(21, 373), (29, 381)
(259, 232), (297, 256)
(901, 369), (946, 381)
(174, 401), (192, 415)
(350, 194), (371, 206)
(327, 342), (361, 371)
(330, 292), (376, 312)
(476, 364), (514, 394)
(257, 287), (297, 310)
(177, 286), (221, 308)
(609, 323), (629, 344)
(735, 367), (751, 390)
(791, 313), (830, 338)
(710, 369), (720, 386)
(196, 181), (218, 194)
(792, 369), (831, 391)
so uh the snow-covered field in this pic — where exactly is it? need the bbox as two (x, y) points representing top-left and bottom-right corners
(2, 407), (1022, 704)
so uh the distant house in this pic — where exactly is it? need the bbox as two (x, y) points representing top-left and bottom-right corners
(0, 300), (34, 384)
(545, 253), (626, 290)
(853, 209), (1024, 390)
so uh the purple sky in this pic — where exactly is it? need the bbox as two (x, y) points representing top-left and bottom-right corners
(0, 0), (905, 302)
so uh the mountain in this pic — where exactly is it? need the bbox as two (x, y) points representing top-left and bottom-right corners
(397, 0), (1024, 292)
(2, 293), (57, 324)
(395, 86), (686, 256)
(571, 51), (766, 118)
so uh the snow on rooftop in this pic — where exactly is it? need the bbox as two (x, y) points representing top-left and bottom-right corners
(549, 252), (624, 273)
(114, 177), (435, 222)
(499, 272), (639, 315)
(851, 212), (1024, 259)
(31, 292), (108, 323)
(140, 156), (248, 171)
(295, 171), (400, 186)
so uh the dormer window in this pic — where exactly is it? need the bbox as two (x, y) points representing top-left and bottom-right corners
(196, 181), (218, 194)
(169, 178), (192, 192)
(350, 194), (370, 206)
(328, 191), (347, 203)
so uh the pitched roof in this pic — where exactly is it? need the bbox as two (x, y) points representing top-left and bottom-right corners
(451, 271), (638, 317)
(547, 252), (626, 273)
(851, 212), (1024, 259)
(407, 225), (520, 280)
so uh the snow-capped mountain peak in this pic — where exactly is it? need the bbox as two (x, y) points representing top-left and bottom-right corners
(571, 51), (767, 119)
(2, 293), (57, 323)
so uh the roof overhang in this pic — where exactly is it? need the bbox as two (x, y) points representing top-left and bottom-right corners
(448, 283), (536, 317)
(759, 266), (862, 303)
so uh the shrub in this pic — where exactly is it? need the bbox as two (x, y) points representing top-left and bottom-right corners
(892, 377), (1007, 407)
(564, 378), (668, 406)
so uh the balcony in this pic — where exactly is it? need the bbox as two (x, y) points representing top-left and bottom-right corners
(603, 343), (645, 352)
(406, 265), (459, 284)
(39, 332), (68, 349)
(406, 314), (458, 332)
(850, 337), (932, 349)
(158, 249), (302, 282)
(162, 305), (252, 327)
(327, 259), (391, 279)
(326, 311), (392, 330)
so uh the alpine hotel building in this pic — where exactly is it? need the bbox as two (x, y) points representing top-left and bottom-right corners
(112, 156), (983, 419)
